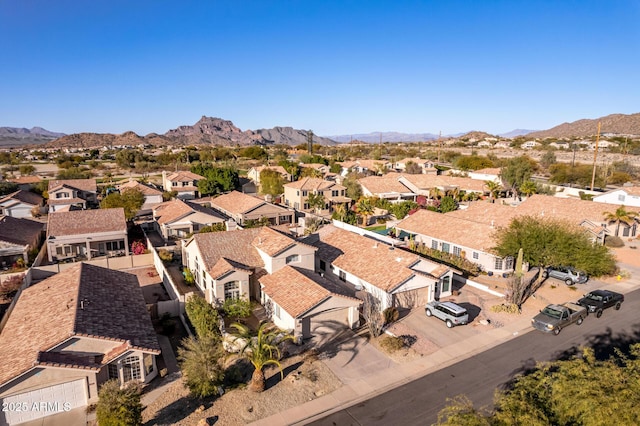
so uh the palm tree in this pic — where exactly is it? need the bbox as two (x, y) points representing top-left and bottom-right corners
(520, 180), (537, 198)
(485, 180), (502, 203)
(355, 197), (375, 226)
(231, 323), (294, 392)
(332, 202), (347, 222)
(177, 336), (225, 398)
(603, 206), (639, 237)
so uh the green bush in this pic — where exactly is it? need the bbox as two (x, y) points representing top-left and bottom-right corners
(96, 380), (142, 426)
(222, 297), (252, 322)
(604, 235), (625, 248)
(183, 269), (195, 286)
(383, 307), (400, 325)
(158, 249), (173, 263)
(380, 336), (405, 353)
(185, 295), (220, 339)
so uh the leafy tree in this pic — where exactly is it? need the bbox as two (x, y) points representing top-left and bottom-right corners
(100, 188), (145, 221)
(278, 160), (300, 178)
(500, 155), (538, 198)
(603, 205), (638, 237)
(540, 150), (557, 169)
(0, 181), (18, 196)
(307, 192), (326, 213)
(439, 196), (457, 213)
(454, 155), (494, 171)
(222, 297), (252, 322)
(230, 322), (294, 392)
(96, 380), (143, 426)
(355, 197), (375, 226)
(389, 200), (418, 220)
(260, 169), (285, 197)
(493, 216), (616, 277)
(239, 145), (267, 160)
(177, 336), (226, 398)
(329, 161), (342, 174)
(607, 171), (632, 185)
(185, 295), (220, 339)
(549, 163), (605, 188)
(343, 174), (363, 200)
(18, 164), (36, 176)
(519, 180), (538, 198)
(199, 223), (226, 233)
(300, 167), (323, 178)
(404, 161), (423, 174)
(162, 190), (177, 201)
(57, 166), (92, 179)
(115, 149), (137, 169)
(299, 153), (328, 165)
(192, 165), (239, 196)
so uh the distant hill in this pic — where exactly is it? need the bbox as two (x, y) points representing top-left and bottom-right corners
(0, 126), (66, 147)
(330, 132), (439, 143)
(525, 113), (640, 138)
(458, 131), (496, 140)
(43, 116), (338, 149)
(499, 129), (536, 138)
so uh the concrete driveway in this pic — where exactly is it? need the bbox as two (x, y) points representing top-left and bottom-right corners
(399, 308), (482, 348)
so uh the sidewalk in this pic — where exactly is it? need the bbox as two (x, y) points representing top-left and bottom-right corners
(251, 270), (640, 426)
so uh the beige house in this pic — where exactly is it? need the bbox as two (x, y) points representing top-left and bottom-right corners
(182, 226), (317, 304)
(283, 178), (350, 212)
(339, 159), (392, 176)
(303, 225), (454, 309)
(47, 179), (97, 212)
(0, 216), (43, 269)
(358, 173), (487, 202)
(152, 199), (226, 241)
(247, 165), (293, 188)
(161, 170), (204, 200)
(46, 208), (128, 262)
(0, 190), (43, 218)
(394, 158), (437, 174)
(260, 265), (361, 340)
(0, 263), (160, 425)
(117, 179), (163, 213)
(207, 191), (294, 226)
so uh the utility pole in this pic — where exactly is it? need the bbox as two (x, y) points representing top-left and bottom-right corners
(307, 130), (313, 154)
(590, 121), (601, 191)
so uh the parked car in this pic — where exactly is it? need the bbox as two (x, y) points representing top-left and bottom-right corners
(425, 301), (469, 328)
(542, 266), (588, 285)
(577, 289), (624, 318)
(531, 302), (587, 335)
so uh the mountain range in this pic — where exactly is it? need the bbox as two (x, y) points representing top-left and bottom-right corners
(2, 112), (639, 149)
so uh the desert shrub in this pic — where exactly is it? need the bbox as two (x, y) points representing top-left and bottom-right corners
(158, 249), (173, 263)
(185, 294), (220, 339)
(380, 336), (405, 353)
(96, 380), (142, 426)
(383, 307), (400, 325)
(0, 274), (25, 299)
(604, 235), (625, 248)
(490, 303), (520, 314)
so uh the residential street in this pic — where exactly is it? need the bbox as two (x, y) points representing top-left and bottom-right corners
(308, 287), (640, 426)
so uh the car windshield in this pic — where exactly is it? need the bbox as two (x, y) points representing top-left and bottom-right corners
(586, 293), (603, 302)
(542, 307), (562, 319)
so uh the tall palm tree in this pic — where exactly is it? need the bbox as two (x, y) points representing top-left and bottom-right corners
(231, 323), (294, 392)
(603, 206), (639, 237)
(332, 202), (347, 222)
(519, 180), (537, 198)
(355, 196), (375, 226)
(485, 180), (502, 202)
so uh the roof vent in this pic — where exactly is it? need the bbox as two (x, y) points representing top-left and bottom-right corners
(373, 242), (378, 248)
(396, 257), (402, 262)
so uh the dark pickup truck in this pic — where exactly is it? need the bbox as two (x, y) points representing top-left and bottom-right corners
(577, 289), (624, 318)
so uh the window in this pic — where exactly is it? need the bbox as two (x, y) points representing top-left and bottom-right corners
(505, 256), (514, 270)
(108, 363), (119, 380)
(441, 243), (450, 253)
(303, 203), (309, 210)
(144, 354), (154, 376)
(453, 246), (461, 256)
(302, 190), (308, 196)
(274, 303), (281, 319)
(106, 241), (125, 251)
(122, 356), (141, 382)
(494, 257), (503, 270)
(618, 194), (626, 202)
(441, 276), (451, 293)
(224, 281), (240, 299)
(319, 260), (326, 271)
(332, 190), (339, 197)
(296, 190), (299, 196)
(431, 240), (438, 249)
(286, 254), (300, 264)
(623, 226), (630, 237)
(172, 182), (178, 187)
(339, 270), (346, 282)
(473, 252), (479, 260)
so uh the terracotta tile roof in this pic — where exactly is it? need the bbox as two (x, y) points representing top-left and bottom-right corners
(251, 226), (300, 256)
(190, 228), (266, 274)
(301, 163), (328, 170)
(446, 202), (519, 227)
(0, 216), (43, 246)
(211, 191), (265, 214)
(472, 167), (501, 175)
(397, 157), (430, 165)
(359, 174), (413, 194)
(308, 225), (418, 292)
(0, 190), (43, 206)
(154, 199), (225, 225)
(47, 197), (86, 206)
(209, 257), (253, 280)
(252, 165), (290, 176)
(48, 179), (97, 193)
(9, 175), (43, 184)
(517, 194), (640, 224)
(623, 186), (640, 196)
(284, 177), (338, 191)
(0, 263), (159, 386)
(340, 160), (390, 170)
(166, 171), (204, 182)
(47, 208), (126, 236)
(118, 180), (162, 196)
(259, 266), (360, 318)
(400, 174), (488, 192)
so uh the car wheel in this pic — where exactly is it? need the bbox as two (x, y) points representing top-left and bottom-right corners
(615, 302), (622, 310)
(446, 319), (453, 328)
(577, 317), (583, 325)
(553, 327), (561, 335)
(425, 308), (432, 317)
(565, 279), (573, 286)
(596, 309), (603, 318)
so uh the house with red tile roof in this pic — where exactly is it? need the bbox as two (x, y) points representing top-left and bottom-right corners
(302, 225), (454, 310)
(259, 266), (361, 340)
(338, 160), (392, 176)
(161, 170), (204, 200)
(46, 208), (128, 262)
(0, 216), (44, 269)
(0, 190), (44, 218)
(0, 263), (160, 425)
(182, 226), (317, 304)
(152, 199), (227, 241)
(394, 158), (437, 174)
(283, 177), (350, 213)
(47, 179), (98, 212)
(247, 165), (293, 188)
(117, 179), (163, 212)
(206, 191), (294, 226)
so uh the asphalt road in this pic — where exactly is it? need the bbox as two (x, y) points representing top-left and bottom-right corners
(309, 288), (640, 426)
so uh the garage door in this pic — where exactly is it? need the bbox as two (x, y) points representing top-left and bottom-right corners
(309, 308), (349, 336)
(0, 379), (87, 425)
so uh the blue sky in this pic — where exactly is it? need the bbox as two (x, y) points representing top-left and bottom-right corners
(1, 1), (639, 136)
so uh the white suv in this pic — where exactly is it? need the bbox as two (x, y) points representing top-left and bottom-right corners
(425, 301), (469, 328)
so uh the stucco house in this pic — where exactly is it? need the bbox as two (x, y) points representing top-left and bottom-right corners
(0, 190), (43, 218)
(303, 225), (454, 310)
(260, 265), (361, 340)
(394, 158), (437, 174)
(592, 186), (640, 208)
(117, 179), (163, 213)
(467, 168), (501, 183)
(358, 173), (487, 202)
(283, 178), (350, 213)
(8, 175), (43, 191)
(161, 170), (204, 200)
(207, 191), (294, 226)
(152, 199), (227, 241)
(47, 179), (98, 212)
(0, 216), (44, 269)
(0, 263), (160, 425)
(46, 208), (129, 262)
(247, 166), (293, 189)
(182, 226), (317, 304)
(339, 160), (392, 176)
